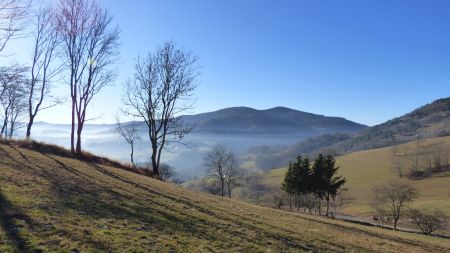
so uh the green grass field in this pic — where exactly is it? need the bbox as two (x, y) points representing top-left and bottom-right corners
(1, 143), (449, 252)
(265, 136), (450, 216)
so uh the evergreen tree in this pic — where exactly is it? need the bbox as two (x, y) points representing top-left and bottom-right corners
(281, 162), (295, 211)
(311, 154), (327, 214)
(311, 154), (346, 216)
(298, 156), (312, 194)
(282, 154), (345, 215)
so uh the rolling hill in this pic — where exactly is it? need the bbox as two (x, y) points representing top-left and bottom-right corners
(246, 97), (450, 170)
(1, 142), (449, 252)
(263, 135), (450, 217)
(328, 97), (450, 153)
(181, 106), (367, 134)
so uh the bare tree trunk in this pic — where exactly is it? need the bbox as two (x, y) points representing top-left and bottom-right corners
(76, 122), (83, 154)
(71, 98), (75, 153)
(151, 142), (159, 175)
(130, 142), (135, 167)
(1, 117), (7, 138)
(25, 114), (34, 141)
(220, 178), (224, 197)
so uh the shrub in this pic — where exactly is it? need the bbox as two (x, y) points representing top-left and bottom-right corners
(408, 209), (448, 235)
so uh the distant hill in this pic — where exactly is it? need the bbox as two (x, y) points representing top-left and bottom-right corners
(245, 97), (450, 170)
(330, 97), (450, 153)
(0, 142), (448, 252)
(181, 106), (367, 135)
(28, 106), (366, 179)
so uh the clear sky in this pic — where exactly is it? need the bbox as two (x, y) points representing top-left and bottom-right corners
(4, 0), (450, 126)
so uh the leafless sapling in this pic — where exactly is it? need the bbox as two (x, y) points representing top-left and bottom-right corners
(116, 119), (140, 167)
(159, 163), (175, 181)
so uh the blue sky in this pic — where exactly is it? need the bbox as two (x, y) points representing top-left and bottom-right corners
(5, 0), (450, 126)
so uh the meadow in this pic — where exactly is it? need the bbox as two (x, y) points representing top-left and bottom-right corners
(1, 142), (449, 252)
(265, 136), (450, 216)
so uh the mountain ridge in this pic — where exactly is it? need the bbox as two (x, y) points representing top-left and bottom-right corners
(35, 106), (368, 135)
(180, 106), (367, 135)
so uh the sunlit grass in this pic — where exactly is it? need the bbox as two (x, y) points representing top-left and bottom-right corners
(264, 136), (450, 217)
(0, 143), (449, 252)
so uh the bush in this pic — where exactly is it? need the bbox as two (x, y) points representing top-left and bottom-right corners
(408, 209), (448, 235)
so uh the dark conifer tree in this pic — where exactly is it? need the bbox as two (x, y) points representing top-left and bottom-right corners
(322, 155), (346, 216)
(282, 154), (345, 215)
(281, 162), (296, 211)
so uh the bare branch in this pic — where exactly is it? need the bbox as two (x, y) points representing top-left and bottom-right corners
(0, 0), (31, 54)
(122, 41), (199, 176)
(55, 0), (120, 154)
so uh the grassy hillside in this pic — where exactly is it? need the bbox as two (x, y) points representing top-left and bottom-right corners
(246, 97), (450, 171)
(329, 97), (450, 154)
(1, 143), (449, 252)
(266, 136), (450, 216)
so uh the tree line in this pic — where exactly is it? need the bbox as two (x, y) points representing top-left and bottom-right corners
(0, 0), (199, 179)
(391, 141), (450, 179)
(281, 154), (346, 216)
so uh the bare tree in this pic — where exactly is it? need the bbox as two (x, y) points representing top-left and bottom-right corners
(26, 6), (61, 141)
(0, 0), (30, 53)
(123, 41), (198, 176)
(0, 65), (28, 139)
(373, 182), (417, 230)
(224, 152), (239, 198)
(204, 145), (238, 197)
(371, 200), (389, 228)
(55, 0), (119, 154)
(116, 119), (140, 167)
(333, 188), (351, 217)
(408, 209), (448, 235)
(201, 178), (222, 195)
(431, 143), (444, 170)
(159, 163), (174, 181)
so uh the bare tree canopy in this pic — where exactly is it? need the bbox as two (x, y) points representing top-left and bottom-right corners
(204, 145), (239, 197)
(55, 0), (120, 154)
(408, 209), (448, 235)
(0, 0), (30, 53)
(26, 6), (62, 140)
(123, 41), (198, 176)
(373, 182), (417, 231)
(0, 65), (28, 139)
(116, 119), (140, 167)
(159, 163), (175, 181)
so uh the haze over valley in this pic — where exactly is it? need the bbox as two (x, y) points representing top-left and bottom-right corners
(24, 106), (367, 179)
(1, 0), (449, 252)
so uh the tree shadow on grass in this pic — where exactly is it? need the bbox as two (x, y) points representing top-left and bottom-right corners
(0, 145), (384, 252)
(0, 189), (34, 253)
